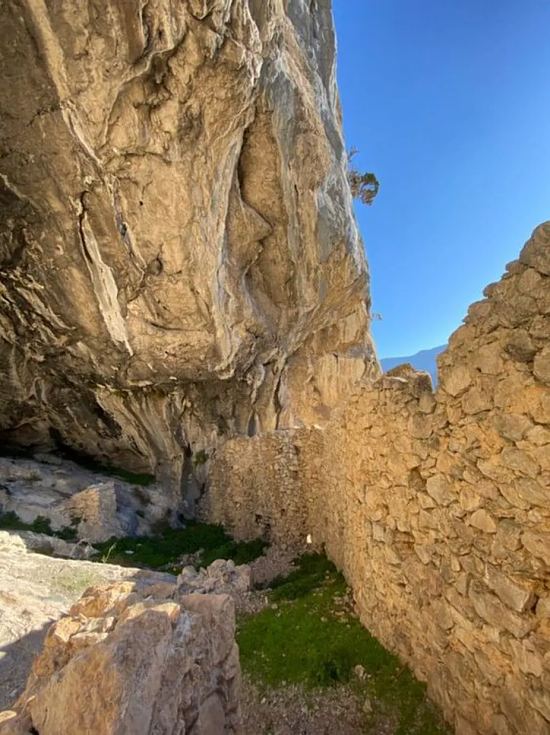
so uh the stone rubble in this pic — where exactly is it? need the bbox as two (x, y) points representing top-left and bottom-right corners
(178, 558), (251, 597)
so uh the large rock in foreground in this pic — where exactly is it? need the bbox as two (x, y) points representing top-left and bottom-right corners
(0, 0), (378, 501)
(0, 579), (240, 735)
(0, 530), (175, 710)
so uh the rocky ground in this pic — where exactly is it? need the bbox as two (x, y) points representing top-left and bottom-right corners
(241, 678), (368, 735)
(0, 496), (450, 734)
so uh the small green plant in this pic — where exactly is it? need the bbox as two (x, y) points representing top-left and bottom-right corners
(348, 148), (379, 206)
(52, 569), (102, 596)
(100, 541), (118, 564)
(0, 510), (29, 531)
(192, 449), (209, 467)
(30, 515), (53, 535)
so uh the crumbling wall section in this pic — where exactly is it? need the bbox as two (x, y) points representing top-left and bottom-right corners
(207, 222), (550, 735)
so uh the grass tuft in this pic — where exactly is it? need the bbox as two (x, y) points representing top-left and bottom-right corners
(269, 553), (337, 600)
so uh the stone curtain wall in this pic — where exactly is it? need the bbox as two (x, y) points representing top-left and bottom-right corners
(206, 223), (550, 735)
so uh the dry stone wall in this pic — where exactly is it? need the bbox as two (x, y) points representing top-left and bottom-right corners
(205, 222), (550, 735)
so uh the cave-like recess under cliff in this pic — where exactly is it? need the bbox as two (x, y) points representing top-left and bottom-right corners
(0, 0), (378, 504)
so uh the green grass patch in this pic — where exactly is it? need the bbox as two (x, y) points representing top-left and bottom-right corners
(0, 511), (77, 541)
(93, 521), (268, 573)
(237, 553), (450, 735)
(1, 509), (266, 573)
(269, 552), (337, 600)
(52, 569), (103, 596)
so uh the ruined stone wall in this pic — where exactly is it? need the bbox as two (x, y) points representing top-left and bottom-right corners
(206, 222), (550, 735)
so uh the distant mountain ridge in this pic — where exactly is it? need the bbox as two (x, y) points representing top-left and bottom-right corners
(380, 344), (446, 385)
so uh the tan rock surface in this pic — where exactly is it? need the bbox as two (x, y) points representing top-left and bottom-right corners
(1, 580), (240, 735)
(0, 530), (173, 711)
(0, 0), (378, 506)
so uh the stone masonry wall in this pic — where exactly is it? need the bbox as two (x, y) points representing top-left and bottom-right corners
(205, 222), (550, 735)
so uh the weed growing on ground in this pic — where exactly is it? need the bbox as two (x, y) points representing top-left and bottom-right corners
(0, 511), (77, 540)
(52, 569), (102, 596)
(238, 553), (451, 735)
(93, 522), (267, 572)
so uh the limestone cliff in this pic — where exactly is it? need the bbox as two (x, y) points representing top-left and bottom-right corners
(0, 0), (377, 500)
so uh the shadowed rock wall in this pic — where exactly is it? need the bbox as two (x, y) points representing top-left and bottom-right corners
(206, 223), (550, 734)
(0, 0), (377, 503)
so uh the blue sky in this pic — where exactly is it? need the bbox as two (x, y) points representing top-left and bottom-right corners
(333, 1), (550, 358)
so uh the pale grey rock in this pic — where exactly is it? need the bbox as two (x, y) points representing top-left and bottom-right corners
(0, 456), (173, 540)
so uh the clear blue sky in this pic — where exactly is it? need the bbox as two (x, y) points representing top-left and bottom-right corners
(333, 0), (550, 358)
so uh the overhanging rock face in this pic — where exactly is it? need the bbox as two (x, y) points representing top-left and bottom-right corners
(0, 0), (377, 496)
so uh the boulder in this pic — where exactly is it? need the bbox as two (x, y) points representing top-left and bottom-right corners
(1, 582), (240, 735)
(0, 530), (173, 711)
